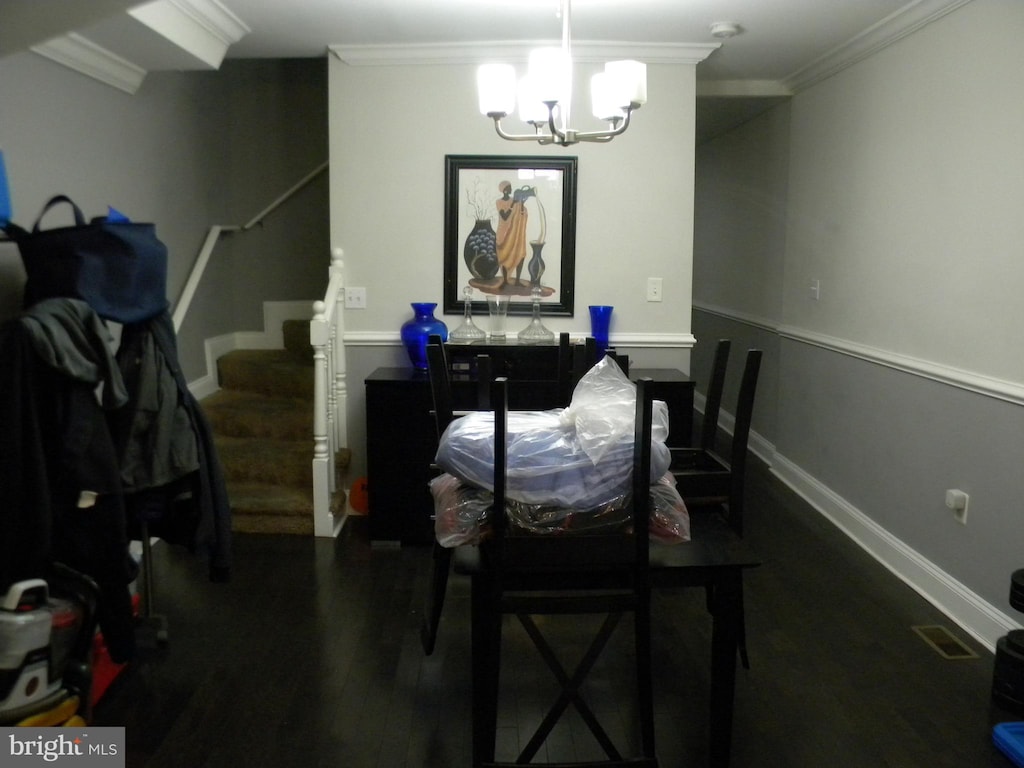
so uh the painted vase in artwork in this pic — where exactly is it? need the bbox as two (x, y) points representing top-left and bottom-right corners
(463, 220), (499, 280)
(400, 302), (448, 370)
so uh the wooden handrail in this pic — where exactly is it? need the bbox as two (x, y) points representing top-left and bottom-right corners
(172, 161), (328, 332)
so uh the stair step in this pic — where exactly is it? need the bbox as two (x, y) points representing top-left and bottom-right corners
(282, 319), (311, 363)
(215, 435), (311, 487)
(202, 336), (350, 537)
(226, 482), (314, 536)
(202, 390), (310, 440)
(217, 349), (314, 400)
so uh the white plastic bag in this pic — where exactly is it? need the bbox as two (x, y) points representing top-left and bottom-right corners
(561, 356), (669, 464)
(433, 356), (671, 510)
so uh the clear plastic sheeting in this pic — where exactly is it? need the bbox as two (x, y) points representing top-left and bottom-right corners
(431, 355), (690, 547)
(561, 355), (669, 464)
(434, 357), (671, 510)
(431, 471), (690, 548)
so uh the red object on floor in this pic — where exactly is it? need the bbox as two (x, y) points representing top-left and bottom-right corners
(350, 477), (369, 514)
(90, 593), (140, 706)
(90, 634), (126, 706)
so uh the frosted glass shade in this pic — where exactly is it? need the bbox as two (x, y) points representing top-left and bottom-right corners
(590, 72), (621, 121)
(528, 46), (571, 104)
(604, 59), (647, 106)
(477, 63), (516, 115)
(517, 76), (549, 124)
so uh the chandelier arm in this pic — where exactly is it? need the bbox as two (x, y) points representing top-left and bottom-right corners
(490, 114), (556, 144)
(568, 105), (637, 142)
(544, 102), (569, 145)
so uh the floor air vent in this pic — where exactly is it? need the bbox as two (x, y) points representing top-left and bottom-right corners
(912, 625), (978, 660)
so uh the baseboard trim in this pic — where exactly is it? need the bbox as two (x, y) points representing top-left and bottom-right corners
(770, 452), (1019, 652)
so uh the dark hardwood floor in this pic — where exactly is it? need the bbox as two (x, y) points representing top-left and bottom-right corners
(93, 456), (1020, 767)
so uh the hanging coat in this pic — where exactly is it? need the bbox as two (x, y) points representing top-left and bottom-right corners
(113, 311), (232, 582)
(0, 298), (137, 661)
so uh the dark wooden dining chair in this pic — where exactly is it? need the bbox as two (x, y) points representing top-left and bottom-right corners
(420, 336), (491, 655)
(669, 348), (762, 670)
(671, 348), (761, 535)
(454, 376), (660, 768)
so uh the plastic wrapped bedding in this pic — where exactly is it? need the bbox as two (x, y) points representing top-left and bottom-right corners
(430, 471), (691, 548)
(431, 356), (690, 546)
(434, 357), (671, 510)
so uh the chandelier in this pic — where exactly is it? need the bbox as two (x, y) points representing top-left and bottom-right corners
(476, 0), (647, 147)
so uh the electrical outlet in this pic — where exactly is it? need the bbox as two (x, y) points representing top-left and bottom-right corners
(646, 277), (663, 302)
(345, 287), (367, 309)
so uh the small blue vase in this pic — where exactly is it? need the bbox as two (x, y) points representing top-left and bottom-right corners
(400, 302), (448, 370)
(589, 305), (613, 357)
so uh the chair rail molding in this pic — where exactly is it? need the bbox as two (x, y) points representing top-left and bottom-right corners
(342, 331), (695, 349)
(778, 324), (1024, 407)
(692, 301), (779, 334)
(694, 302), (1024, 406)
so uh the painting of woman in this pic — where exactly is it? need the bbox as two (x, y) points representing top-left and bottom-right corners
(495, 180), (535, 289)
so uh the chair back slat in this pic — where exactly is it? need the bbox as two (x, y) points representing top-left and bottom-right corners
(632, 378), (653, 567)
(426, 336), (454, 440)
(726, 349), (761, 537)
(476, 354), (492, 409)
(491, 377), (508, 543)
(557, 332), (574, 405)
(701, 339), (731, 450)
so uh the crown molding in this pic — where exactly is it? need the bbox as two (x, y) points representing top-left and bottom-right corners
(128, 0), (250, 69)
(783, 0), (974, 92)
(330, 41), (718, 67)
(32, 32), (146, 94)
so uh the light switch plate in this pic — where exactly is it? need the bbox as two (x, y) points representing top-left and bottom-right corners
(345, 287), (367, 309)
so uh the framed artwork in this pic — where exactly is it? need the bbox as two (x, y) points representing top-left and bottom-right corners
(444, 154), (577, 316)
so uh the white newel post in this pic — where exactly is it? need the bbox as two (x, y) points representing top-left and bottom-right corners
(331, 264), (348, 456)
(310, 249), (347, 538)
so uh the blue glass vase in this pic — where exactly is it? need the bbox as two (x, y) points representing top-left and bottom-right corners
(589, 305), (613, 357)
(400, 302), (448, 370)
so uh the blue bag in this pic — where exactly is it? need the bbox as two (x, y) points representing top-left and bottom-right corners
(4, 195), (168, 324)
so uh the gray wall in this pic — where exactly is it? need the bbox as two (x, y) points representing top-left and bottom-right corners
(693, 0), (1023, 648)
(0, 53), (328, 380)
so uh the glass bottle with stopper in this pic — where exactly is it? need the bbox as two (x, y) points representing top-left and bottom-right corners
(448, 285), (486, 342)
(517, 287), (554, 342)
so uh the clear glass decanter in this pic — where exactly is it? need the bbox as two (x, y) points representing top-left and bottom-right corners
(448, 285), (486, 342)
(517, 287), (554, 342)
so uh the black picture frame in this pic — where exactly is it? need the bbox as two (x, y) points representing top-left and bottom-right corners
(444, 154), (577, 316)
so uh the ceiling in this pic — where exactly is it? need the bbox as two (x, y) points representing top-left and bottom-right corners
(1, 0), (969, 142)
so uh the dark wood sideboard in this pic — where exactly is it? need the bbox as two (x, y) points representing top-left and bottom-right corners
(365, 342), (695, 545)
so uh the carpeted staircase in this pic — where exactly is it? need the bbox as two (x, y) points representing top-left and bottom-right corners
(200, 319), (349, 535)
